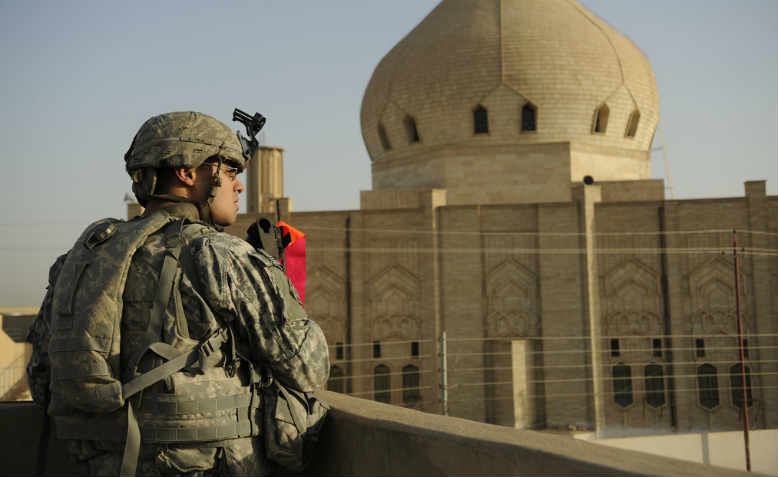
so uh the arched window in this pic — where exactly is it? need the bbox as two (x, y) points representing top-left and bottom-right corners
(328, 365), (345, 394)
(644, 364), (665, 407)
(378, 123), (391, 151)
(613, 363), (633, 407)
(624, 110), (640, 138)
(729, 363), (753, 408)
(592, 104), (609, 134)
(697, 363), (719, 410)
(402, 364), (421, 406)
(473, 105), (489, 134)
(404, 115), (420, 143)
(374, 364), (391, 403)
(521, 102), (537, 132)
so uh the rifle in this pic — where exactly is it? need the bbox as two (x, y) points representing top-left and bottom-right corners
(246, 217), (285, 263)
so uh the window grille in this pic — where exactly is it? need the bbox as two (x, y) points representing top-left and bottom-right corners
(378, 123), (391, 150)
(652, 339), (662, 357)
(610, 339), (620, 357)
(404, 115), (420, 143)
(729, 363), (753, 408)
(624, 110), (640, 137)
(697, 363), (719, 410)
(474, 105), (489, 134)
(374, 364), (391, 403)
(402, 364), (421, 405)
(592, 104), (609, 134)
(644, 364), (666, 407)
(521, 103), (537, 132)
(328, 365), (345, 393)
(613, 364), (633, 407)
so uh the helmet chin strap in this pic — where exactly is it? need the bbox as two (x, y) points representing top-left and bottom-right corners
(139, 158), (227, 231)
(200, 156), (225, 231)
(207, 157), (223, 200)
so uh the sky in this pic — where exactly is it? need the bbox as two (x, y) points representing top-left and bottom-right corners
(0, 0), (776, 307)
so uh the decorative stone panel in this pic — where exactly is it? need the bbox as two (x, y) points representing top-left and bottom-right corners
(368, 265), (421, 341)
(306, 266), (347, 344)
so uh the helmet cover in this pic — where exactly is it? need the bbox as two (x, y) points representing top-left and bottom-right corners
(124, 111), (246, 174)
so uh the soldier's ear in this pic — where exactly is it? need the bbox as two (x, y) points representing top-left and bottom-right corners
(173, 167), (198, 187)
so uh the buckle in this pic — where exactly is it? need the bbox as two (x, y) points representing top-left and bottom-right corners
(197, 329), (226, 370)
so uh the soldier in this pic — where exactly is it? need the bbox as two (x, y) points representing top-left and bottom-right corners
(26, 111), (329, 476)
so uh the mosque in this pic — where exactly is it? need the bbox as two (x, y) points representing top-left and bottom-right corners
(215, 0), (775, 435)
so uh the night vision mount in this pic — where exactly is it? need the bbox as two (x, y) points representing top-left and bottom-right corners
(232, 107), (266, 162)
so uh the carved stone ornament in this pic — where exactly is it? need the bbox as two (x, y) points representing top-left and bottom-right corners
(368, 265), (421, 341)
(486, 259), (538, 337)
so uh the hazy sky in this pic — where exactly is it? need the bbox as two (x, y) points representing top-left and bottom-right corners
(1, 0), (776, 307)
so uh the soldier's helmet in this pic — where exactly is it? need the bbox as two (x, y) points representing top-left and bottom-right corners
(124, 111), (246, 205)
(125, 111), (246, 172)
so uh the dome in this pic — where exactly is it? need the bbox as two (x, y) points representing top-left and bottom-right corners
(360, 0), (659, 200)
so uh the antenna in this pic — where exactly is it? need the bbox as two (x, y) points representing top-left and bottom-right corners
(651, 122), (675, 199)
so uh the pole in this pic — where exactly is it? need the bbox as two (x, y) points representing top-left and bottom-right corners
(440, 331), (448, 416)
(732, 230), (751, 472)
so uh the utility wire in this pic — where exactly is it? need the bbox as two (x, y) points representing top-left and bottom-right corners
(305, 246), (777, 257)
(445, 370), (778, 388)
(447, 359), (778, 374)
(445, 384), (777, 403)
(301, 225), (778, 238)
(446, 333), (778, 342)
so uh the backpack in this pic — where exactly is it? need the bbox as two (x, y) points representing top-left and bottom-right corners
(48, 211), (177, 416)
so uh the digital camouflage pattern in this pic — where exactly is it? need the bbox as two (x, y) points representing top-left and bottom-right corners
(27, 203), (330, 476)
(124, 111), (247, 173)
(46, 212), (178, 417)
(123, 111), (249, 207)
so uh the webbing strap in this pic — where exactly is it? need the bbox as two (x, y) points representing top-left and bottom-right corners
(55, 405), (258, 443)
(122, 330), (228, 399)
(140, 389), (257, 415)
(149, 252), (179, 338)
(119, 329), (228, 476)
(120, 402), (141, 477)
(141, 417), (254, 443)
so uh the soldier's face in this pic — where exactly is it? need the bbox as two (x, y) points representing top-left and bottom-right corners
(197, 161), (244, 226)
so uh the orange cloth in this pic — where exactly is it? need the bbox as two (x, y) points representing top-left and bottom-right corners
(277, 221), (306, 305)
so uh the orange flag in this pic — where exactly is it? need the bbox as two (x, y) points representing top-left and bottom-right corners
(277, 221), (306, 305)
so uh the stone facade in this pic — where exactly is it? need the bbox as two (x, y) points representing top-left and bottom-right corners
(219, 0), (776, 436)
(224, 172), (776, 434)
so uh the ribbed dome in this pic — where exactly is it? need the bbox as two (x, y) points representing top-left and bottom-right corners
(360, 0), (659, 165)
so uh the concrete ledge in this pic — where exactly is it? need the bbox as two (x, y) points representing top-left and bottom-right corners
(0, 394), (763, 476)
(308, 391), (758, 476)
(0, 402), (76, 476)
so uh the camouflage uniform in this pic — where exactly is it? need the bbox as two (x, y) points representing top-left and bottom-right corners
(27, 113), (329, 476)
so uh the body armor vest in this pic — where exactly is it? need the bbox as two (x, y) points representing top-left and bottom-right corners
(50, 209), (261, 449)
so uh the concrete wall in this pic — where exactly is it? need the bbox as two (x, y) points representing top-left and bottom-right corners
(575, 429), (777, 476)
(592, 184), (778, 433)
(372, 142), (575, 205)
(221, 181), (776, 435)
(0, 311), (36, 399)
(0, 392), (761, 476)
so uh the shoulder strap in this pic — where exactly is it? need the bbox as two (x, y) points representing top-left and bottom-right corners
(121, 220), (219, 477)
